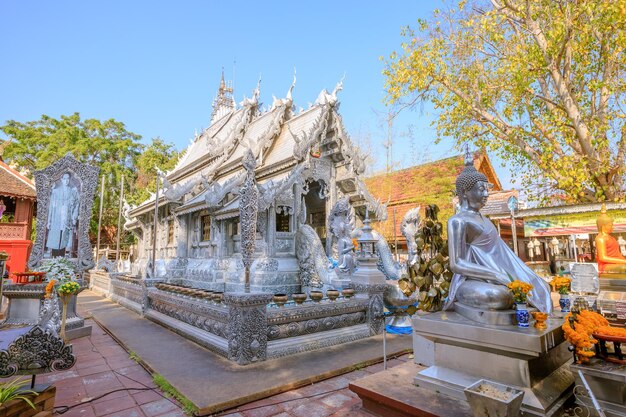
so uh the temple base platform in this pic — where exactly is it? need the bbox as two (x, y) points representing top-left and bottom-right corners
(412, 311), (574, 416)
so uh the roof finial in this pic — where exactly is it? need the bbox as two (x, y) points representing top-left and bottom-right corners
(463, 142), (473, 166)
(211, 68), (235, 124)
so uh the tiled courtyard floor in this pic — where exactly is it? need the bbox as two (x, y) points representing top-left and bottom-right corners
(43, 318), (410, 416)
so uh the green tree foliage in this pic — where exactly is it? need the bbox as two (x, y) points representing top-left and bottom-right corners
(384, 0), (626, 204)
(0, 113), (179, 245)
(130, 138), (180, 206)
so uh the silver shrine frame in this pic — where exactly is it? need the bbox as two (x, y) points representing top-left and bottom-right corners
(29, 154), (100, 274)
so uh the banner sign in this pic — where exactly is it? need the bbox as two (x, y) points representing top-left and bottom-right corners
(524, 209), (626, 237)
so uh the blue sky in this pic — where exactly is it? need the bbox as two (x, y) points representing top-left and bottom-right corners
(0, 1), (514, 188)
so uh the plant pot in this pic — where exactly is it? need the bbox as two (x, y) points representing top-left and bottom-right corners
(292, 293), (307, 305)
(464, 379), (524, 417)
(341, 288), (354, 299)
(273, 294), (288, 307)
(559, 294), (571, 313)
(515, 303), (529, 328)
(309, 291), (323, 303)
(326, 289), (339, 301)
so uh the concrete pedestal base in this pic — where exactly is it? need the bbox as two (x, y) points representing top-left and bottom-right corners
(412, 312), (574, 417)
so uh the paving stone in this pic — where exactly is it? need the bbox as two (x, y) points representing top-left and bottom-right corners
(319, 392), (357, 409)
(58, 404), (96, 417)
(103, 406), (146, 417)
(132, 389), (165, 406)
(219, 413), (245, 417)
(290, 400), (333, 417)
(54, 385), (88, 406)
(91, 394), (137, 416)
(92, 388), (132, 404)
(338, 370), (370, 382)
(77, 363), (112, 377)
(42, 374), (84, 387)
(139, 398), (181, 416)
(362, 362), (386, 374)
(280, 397), (311, 411)
(240, 403), (285, 417)
(40, 369), (79, 383)
(114, 364), (145, 376)
(153, 409), (188, 417)
(75, 357), (107, 369)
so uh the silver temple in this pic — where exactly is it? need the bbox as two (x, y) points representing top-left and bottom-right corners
(123, 75), (386, 293)
(91, 75), (406, 365)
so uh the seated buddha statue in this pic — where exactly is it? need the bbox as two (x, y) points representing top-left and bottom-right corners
(595, 204), (626, 275)
(443, 151), (552, 317)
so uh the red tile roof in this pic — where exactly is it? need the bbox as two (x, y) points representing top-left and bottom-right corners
(365, 152), (503, 240)
(0, 160), (36, 199)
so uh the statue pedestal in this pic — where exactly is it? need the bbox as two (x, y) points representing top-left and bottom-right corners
(599, 273), (626, 291)
(570, 359), (626, 416)
(412, 312), (573, 417)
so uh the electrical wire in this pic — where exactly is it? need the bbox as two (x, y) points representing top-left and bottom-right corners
(53, 320), (183, 415)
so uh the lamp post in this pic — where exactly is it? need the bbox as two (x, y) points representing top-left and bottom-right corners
(507, 195), (519, 256)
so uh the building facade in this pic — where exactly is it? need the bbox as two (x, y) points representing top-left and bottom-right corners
(125, 76), (385, 294)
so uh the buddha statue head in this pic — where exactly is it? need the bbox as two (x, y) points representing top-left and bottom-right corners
(456, 149), (491, 211)
(597, 203), (613, 234)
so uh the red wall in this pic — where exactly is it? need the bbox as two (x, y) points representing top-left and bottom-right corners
(0, 239), (32, 276)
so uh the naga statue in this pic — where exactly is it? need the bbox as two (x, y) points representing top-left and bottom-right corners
(295, 199), (337, 288)
(364, 206), (421, 281)
(328, 198), (357, 276)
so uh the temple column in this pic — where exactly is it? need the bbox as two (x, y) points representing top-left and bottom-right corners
(293, 183), (302, 227)
(268, 205), (276, 257)
(326, 166), (337, 256)
(176, 214), (188, 258)
(219, 220), (226, 258)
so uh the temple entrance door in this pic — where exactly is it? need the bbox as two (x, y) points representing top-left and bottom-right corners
(304, 180), (327, 242)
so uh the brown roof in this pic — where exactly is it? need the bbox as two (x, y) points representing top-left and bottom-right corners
(0, 160), (36, 199)
(364, 152), (502, 240)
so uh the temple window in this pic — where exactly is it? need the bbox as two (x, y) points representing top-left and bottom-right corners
(168, 220), (174, 244)
(201, 215), (211, 241)
(276, 208), (291, 232)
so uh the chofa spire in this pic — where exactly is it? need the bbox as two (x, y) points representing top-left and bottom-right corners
(210, 68), (235, 125)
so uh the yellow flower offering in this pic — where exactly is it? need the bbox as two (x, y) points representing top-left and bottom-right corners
(552, 276), (571, 295)
(507, 280), (533, 303)
(57, 281), (80, 296)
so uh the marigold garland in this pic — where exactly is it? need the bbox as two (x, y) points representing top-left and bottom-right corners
(562, 310), (609, 363)
(44, 280), (57, 299)
(595, 325), (626, 338)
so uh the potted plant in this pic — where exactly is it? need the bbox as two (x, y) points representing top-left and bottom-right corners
(507, 280), (533, 328)
(464, 379), (524, 417)
(0, 377), (37, 412)
(552, 276), (572, 312)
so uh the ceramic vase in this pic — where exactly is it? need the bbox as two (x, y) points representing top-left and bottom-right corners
(515, 303), (529, 328)
(559, 294), (571, 313)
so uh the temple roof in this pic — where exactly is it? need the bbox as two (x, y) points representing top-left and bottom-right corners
(365, 152), (503, 240)
(0, 160), (36, 200)
(130, 77), (383, 218)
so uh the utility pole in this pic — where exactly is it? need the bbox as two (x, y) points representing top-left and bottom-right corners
(95, 176), (105, 266)
(115, 174), (124, 262)
(152, 174), (160, 278)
